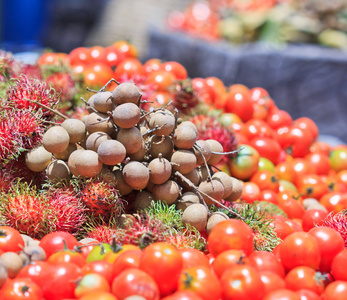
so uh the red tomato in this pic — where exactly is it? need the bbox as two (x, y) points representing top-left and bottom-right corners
(301, 210), (328, 232)
(241, 181), (261, 203)
(38, 52), (68, 66)
(112, 249), (142, 278)
(242, 119), (274, 140)
(103, 244), (139, 264)
(336, 170), (347, 190)
(259, 271), (286, 294)
(279, 232), (321, 272)
(113, 40), (138, 58)
(75, 273), (110, 298)
(47, 249), (86, 267)
(82, 260), (113, 284)
(162, 290), (204, 300)
(293, 117), (319, 140)
(224, 89), (254, 122)
(0, 278), (43, 300)
(100, 46), (125, 68)
(161, 61), (188, 80)
(39, 231), (78, 258)
(279, 199), (306, 219)
(79, 291), (117, 300)
(275, 161), (296, 183)
(212, 249), (248, 278)
(16, 261), (51, 288)
(304, 152), (331, 176)
(282, 126), (314, 158)
(249, 87), (270, 102)
(114, 58), (144, 80)
(331, 249), (347, 281)
(144, 58), (162, 75)
(145, 70), (176, 92)
(285, 266), (325, 294)
(111, 268), (159, 300)
(139, 242), (183, 297)
(310, 141), (332, 155)
(267, 110), (293, 129)
(249, 137), (281, 165)
(259, 190), (279, 205)
(264, 289), (301, 300)
(319, 191), (347, 212)
(248, 250), (285, 278)
(290, 159), (316, 184)
(269, 215), (294, 240)
(68, 47), (92, 66)
(321, 281), (347, 300)
(178, 266), (222, 300)
(296, 174), (329, 200)
(205, 77), (226, 96)
(208, 219), (254, 257)
(220, 264), (265, 300)
(250, 170), (280, 192)
(0, 226), (24, 252)
(296, 289), (321, 300)
(83, 62), (114, 87)
(89, 45), (104, 61)
(178, 248), (210, 270)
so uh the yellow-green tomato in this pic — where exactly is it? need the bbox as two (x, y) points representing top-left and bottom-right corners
(258, 157), (275, 172)
(74, 273), (110, 298)
(86, 243), (113, 262)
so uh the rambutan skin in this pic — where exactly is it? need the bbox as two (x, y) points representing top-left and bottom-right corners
(321, 210), (347, 247)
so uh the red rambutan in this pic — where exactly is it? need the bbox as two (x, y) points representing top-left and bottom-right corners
(45, 72), (77, 106)
(320, 210), (347, 247)
(85, 224), (118, 243)
(169, 79), (200, 114)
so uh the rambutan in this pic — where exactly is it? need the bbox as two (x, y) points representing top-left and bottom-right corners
(320, 210), (347, 247)
(85, 224), (118, 243)
(189, 114), (238, 163)
(169, 79), (200, 114)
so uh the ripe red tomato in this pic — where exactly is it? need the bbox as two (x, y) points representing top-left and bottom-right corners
(259, 190), (279, 205)
(293, 117), (319, 140)
(145, 70), (176, 92)
(319, 191), (347, 212)
(267, 109), (292, 129)
(83, 62), (114, 87)
(144, 58), (162, 75)
(0, 226), (24, 252)
(278, 198), (306, 220)
(248, 250), (285, 278)
(296, 174), (329, 200)
(16, 261), (51, 288)
(212, 249), (248, 278)
(75, 273), (110, 298)
(321, 281), (347, 300)
(162, 290), (204, 300)
(161, 61), (188, 80)
(310, 141), (332, 155)
(177, 266), (222, 300)
(242, 119), (274, 140)
(259, 271), (286, 294)
(220, 264), (265, 300)
(301, 209), (328, 232)
(68, 47), (92, 66)
(111, 268), (159, 300)
(269, 215), (294, 240)
(79, 291), (117, 300)
(275, 161), (296, 183)
(178, 248), (210, 270)
(290, 159), (316, 184)
(331, 249), (347, 281)
(139, 242), (183, 297)
(0, 277), (44, 300)
(241, 182), (261, 203)
(113, 40), (138, 58)
(263, 289), (300, 300)
(82, 260), (113, 284)
(250, 170), (280, 192)
(112, 249), (142, 278)
(89, 45), (104, 61)
(304, 152), (331, 176)
(114, 58), (144, 80)
(249, 137), (281, 165)
(205, 77), (226, 96)
(249, 87), (270, 102)
(224, 89), (253, 122)
(103, 244), (139, 264)
(279, 232), (321, 272)
(100, 46), (125, 68)
(39, 231), (78, 258)
(47, 249), (86, 267)
(282, 126), (314, 158)
(208, 219), (254, 257)
(38, 52), (68, 66)
(296, 289), (321, 300)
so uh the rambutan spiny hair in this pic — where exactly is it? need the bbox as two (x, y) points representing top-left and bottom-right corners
(320, 209), (347, 247)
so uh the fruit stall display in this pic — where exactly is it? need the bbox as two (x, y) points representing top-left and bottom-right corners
(1, 41), (347, 299)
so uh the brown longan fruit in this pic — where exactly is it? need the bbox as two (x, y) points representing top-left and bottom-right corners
(46, 159), (71, 181)
(173, 125), (197, 150)
(198, 165), (209, 182)
(20, 244), (46, 264)
(198, 179), (225, 205)
(113, 168), (133, 195)
(149, 135), (174, 159)
(74, 150), (103, 178)
(171, 150), (197, 174)
(86, 94), (97, 113)
(61, 118), (86, 143)
(85, 112), (114, 135)
(112, 82), (141, 105)
(112, 103), (141, 128)
(0, 259), (7, 288)
(206, 212), (229, 235)
(181, 203), (208, 232)
(176, 168), (200, 192)
(152, 180), (180, 205)
(148, 110), (175, 136)
(224, 177), (243, 202)
(212, 171), (233, 199)
(127, 140), (147, 161)
(25, 146), (52, 172)
(194, 140), (212, 165)
(42, 126), (70, 154)
(97, 139), (126, 166)
(117, 127), (143, 154)
(93, 91), (114, 113)
(206, 139), (224, 165)
(177, 121), (198, 135)
(148, 157), (172, 185)
(175, 191), (200, 211)
(54, 143), (77, 161)
(122, 161), (149, 190)
(1, 252), (23, 278)
(67, 149), (85, 177)
(86, 131), (112, 152)
(133, 190), (154, 211)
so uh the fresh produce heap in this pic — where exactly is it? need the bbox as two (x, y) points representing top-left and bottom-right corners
(167, 0), (347, 49)
(0, 42), (347, 299)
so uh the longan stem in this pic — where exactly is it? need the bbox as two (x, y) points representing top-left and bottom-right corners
(24, 99), (68, 120)
(80, 97), (99, 114)
(193, 144), (214, 186)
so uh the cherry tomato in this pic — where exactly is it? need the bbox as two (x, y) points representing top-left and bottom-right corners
(0, 278), (43, 300)
(249, 137), (281, 165)
(331, 249), (347, 281)
(263, 289), (300, 300)
(16, 261), (51, 288)
(290, 159), (316, 184)
(278, 199), (306, 220)
(89, 45), (104, 61)
(282, 126), (314, 158)
(113, 40), (138, 58)
(83, 62), (114, 87)
(269, 215), (294, 240)
(103, 244), (139, 264)
(293, 117), (319, 140)
(111, 268), (160, 300)
(112, 249), (142, 278)
(0, 226), (24, 252)
(296, 289), (321, 300)
(241, 182), (261, 203)
(220, 264), (265, 300)
(38, 52), (68, 66)
(248, 250), (285, 278)
(259, 190), (279, 204)
(329, 148), (347, 172)
(162, 290), (204, 300)
(178, 266), (222, 300)
(100, 46), (125, 68)
(139, 242), (183, 297)
(321, 281), (347, 300)
(114, 58), (144, 81)
(82, 260), (113, 284)
(279, 232), (321, 272)
(47, 249), (86, 267)
(250, 170), (279, 192)
(275, 161), (296, 182)
(212, 249), (248, 278)
(68, 47), (92, 66)
(144, 58), (162, 75)
(39, 231), (78, 258)
(208, 219), (254, 257)
(267, 110), (292, 129)
(296, 174), (329, 200)
(79, 291), (117, 300)
(319, 191), (347, 212)
(301, 210), (328, 232)
(75, 273), (110, 298)
(191, 77), (215, 104)
(224, 89), (253, 122)
(310, 141), (332, 156)
(259, 271), (286, 294)
(145, 70), (176, 92)
(161, 61), (188, 80)
(304, 152), (331, 176)
(178, 248), (210, 270)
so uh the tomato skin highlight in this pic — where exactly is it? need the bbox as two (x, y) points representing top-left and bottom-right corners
(0, 226), (24, 253)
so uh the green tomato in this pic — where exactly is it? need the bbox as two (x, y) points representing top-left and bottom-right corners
(86, 243), (113, 262)
(258, 157), (275, 172)
(330, 149), (347, 172)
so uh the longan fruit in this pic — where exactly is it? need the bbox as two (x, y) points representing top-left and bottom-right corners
(42, 126), (70, 154)
(112, 82), (141, 105)
(86, 94), (97, 113)
(177, 121), (198, 135)
(205, 139), (224, 165)
(93, 91), (114, 113)
(194, 140), (212, 165)
(198, 179), (225, 205)
(85, 131), (112, 152)
(182, 203), (208, 232)
(152, 180), (180, 205)
(212, 171), (233, 199)
(127, 140), (147, 161)
(112, 102), (141, 128)
(176, 167), (200, 192)
(61, 118), (86, 143)
(173, 125), (197, 150)
(175, 191), (200, 211)
(113, 168), (133, 195)
(148, 110), (175, 136)
(54, 143), (77, 161)
(46, 159), (71, 181)
(171, 150), (197, 174)
(224, 177), (243, 202)
(0, 259), (7, 288)
(97, 139), (126, 166)
(1, 252), (23, 278)
(117, 127), (143, 154)
(206, 212), (229, 235)
(133, 190), (154, 211)
(149, 135), (174, 159)
(148, 157), (172, 185)
(74, 150), (103, 178)
(85, 111), (114, 135)
(67, 149), (85, 177)
(25, 146), (52, 172)
(122, 161), (149, 190)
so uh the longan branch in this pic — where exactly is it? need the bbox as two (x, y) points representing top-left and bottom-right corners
(193, 144), (214, 186)
(24, 99), (68, 120)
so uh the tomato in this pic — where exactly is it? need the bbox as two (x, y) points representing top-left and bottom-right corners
(103, 244), (139, 264)
(249, 137), (282, 165)
(285, 266), (325, 294)
(100, 46), (125, 68)
(278, 199), (306, 219)
(224, 89), (253, 122)
(42, 262), (82, 300)
(301, 210), (328, 232)
(310, 141), (332, 156)
(208, 219), (254, 257)
(241, 119), (274, 140)
(220, 264), (265, 300)
(162, 290), (204, 300)
(250, 170), (279, 192)
(259, 271), (286, 294)
(75, 273), (110, 298)
(113, 40), (138, 58)
(275, 161), (296, 182)
(279, 232), (321, 272)
(147, 91), (172, 108)
(267, 110), (292, 129)
(144, 58), (162, 75)
(0, 226), (24, 252)
(331, 249), (347, 281)
(329, 148), (347, 172)
(296, 289), (321, 300)
(258, 157), (275, 172)
(139, 242), (183, 297)
(78, 241), (97, 259)
(191, 78), (215, 104)
(145, 70), (176, 92)
(249, 87), (270, 102)
(112, 249), (142, 278)
(308, 226), (344, 273)
(114, 58), (144, 80)
(336, 170), (347, 190)
(39, 231), (78, 258)
(259, 189), (279, 205)
(212, 249), (248, 278)
(83, 62), (114, 87)
(38, 52), (68, 66)
(290, 159), (316, 184)
(79, 291), (117, 300)
(87, 243), (113, 262)
(161, 61), (188, 80)
(296, 174), (329, 200)
(178, 266), (222, 300)
(47, 249), (86, 267)
(293, 117), (319, 140)
(228, 144), (260, 180)
(264, 289), (300, 300)
(82, 260), (113, 284)
(279, 179), (298, 193)
(0, 278), (43, 300)
(241, 182), (261, 203)
(16, 261), (51, 288)
(319, 191), (347, 212)
(269, 215), (294, 240)
(304, 152), (331, 176)
(205, 77), (226, 96)
(322, 281), (347, 300)
(248, 250), (285, 278)
(178, 248), (210, 270)
(253, 102), (269, 120)
(111, 268), (160, 300)
(68, 47), (92, 66)
(89, 45), (104, 61)
(283, 126), (314, 158)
